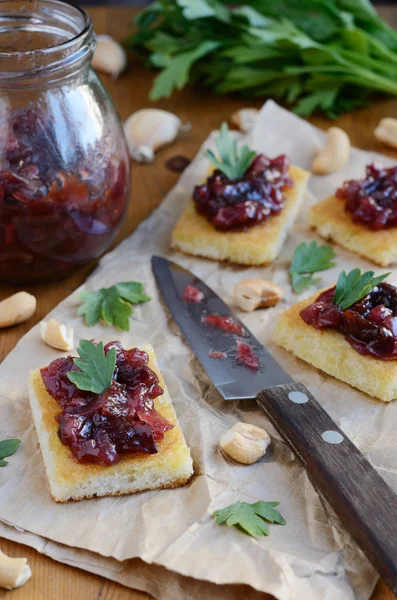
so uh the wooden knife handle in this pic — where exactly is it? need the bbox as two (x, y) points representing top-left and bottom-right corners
(257, 382), (397, 594)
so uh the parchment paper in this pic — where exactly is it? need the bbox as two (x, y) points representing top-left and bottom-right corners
(2, 100), (396, 600)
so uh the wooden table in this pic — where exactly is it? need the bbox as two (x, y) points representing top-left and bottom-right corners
(1, 5), (397, 600)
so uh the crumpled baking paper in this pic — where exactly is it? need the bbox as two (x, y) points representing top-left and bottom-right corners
(2, 100), (396, 600)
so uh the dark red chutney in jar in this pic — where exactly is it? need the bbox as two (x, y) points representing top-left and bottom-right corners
(41, 342), (173, 466)
(300, 283), (397, 360)
(0, 108), (129, 282)
(337, 163), (397, 230)
(193, 154), (292, 231)
(0, 1), (130, 282)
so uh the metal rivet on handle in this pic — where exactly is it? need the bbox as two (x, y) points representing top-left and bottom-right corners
(322, 430), (344, 444)
(288, 391), (309, 404)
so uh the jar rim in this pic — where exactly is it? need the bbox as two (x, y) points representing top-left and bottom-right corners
(0, 0), (94, 81)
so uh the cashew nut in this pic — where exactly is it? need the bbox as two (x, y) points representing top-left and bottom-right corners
(0, 550), (31, 590)
(124, 109), (190, 163)
(231, 108), (259, 133)
(234, 279), (284, 312)
(374, 118), (397, 149)
(91, 34), (127, 78)
(312, 127), (350, 174)
(0, 292), (36, 328)
(40, 318), (74, 352)
(220, 422), (270, 465)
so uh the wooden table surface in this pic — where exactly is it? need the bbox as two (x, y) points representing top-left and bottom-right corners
(2, 5), (397, 600)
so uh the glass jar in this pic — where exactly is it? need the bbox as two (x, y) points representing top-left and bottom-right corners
(0, 0), (130, 283)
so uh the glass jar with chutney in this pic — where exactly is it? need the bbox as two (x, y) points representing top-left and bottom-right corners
(0, 0), (130, 283)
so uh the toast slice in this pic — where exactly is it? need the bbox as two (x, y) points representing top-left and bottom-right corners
(274, 291), (397, 402)
(28, 345), (193, 502)
(171, 165), (310, 266)
(309, 196), (397, 267)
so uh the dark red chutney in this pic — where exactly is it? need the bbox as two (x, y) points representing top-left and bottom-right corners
(41, 342), (173, 466)
(300, 283), (397, 360)
(0, 108), (129, 282)
(183, 284), (204, 303)
(193, 154), (292, 231)
(202, 314), (244, 336)
(236, 341), (260, 371)
(337, 163), (397, 230)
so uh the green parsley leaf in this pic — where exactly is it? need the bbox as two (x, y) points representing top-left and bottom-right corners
(289, 241), (337, 294)
(0, 439), (21, 467)
(77, 282), (151, 332)
(205, 123), (257, 180)
(150, 40), (219, 101)
(333, 268), (390, 310)
(213, 500), (286, 537)
(67, 340), (116, 394)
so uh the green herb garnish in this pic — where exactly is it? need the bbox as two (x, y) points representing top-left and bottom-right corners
(67, 340), (116, 394)
(77, 282), (151, 332)
(333, 268), (390, 310)
(289, 241), (336, 294)
(205, 122), (257, 180)
(0, 438), (21, 467)
(128, 0), (397, 117)
(213, 500), (286, 537)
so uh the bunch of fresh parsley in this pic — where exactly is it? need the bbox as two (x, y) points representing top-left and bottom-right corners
(127, 0), (397, 117)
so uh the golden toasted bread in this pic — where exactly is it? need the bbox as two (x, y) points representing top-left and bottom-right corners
(274, 291), (397, 402)
(28, 345), (193, 502)
(310, 196), (397, 267)
(171, 165), (310, 266)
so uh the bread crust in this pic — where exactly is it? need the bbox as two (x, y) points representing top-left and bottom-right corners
(309, 196), (397, 267)
(274, 291), (397, 402)
(28, 345), (193, 502)
(171, 165), (310, 266)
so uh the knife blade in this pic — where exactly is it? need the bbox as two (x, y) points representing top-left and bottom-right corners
(152, 255), (397, 594)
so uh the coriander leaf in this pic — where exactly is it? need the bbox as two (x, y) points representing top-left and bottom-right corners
(291, 272), (321, 295)
(205, 122), (256, 180)
(233, 6), (272, 28)
(150, 41), (219, 100)
(333, 268), (390, 310)
(289, 241), (336, 293)
(177, 0), (230, 23)
(213, 500), (286, 537)
(77, 282), (151, 332)
(0, 459), (8, 467)
(0, 438), (21, 460)
(67, 340), (116, 394)
(77, 290), (103, 326)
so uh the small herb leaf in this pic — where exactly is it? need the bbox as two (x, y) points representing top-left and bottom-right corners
(0, 439), (21, 461)
(289, 241), (336, 293)
(333, 268), (390, 310)
(67, 340), (116, 394)
(205, 122), (257, 180)
(0, 459), (8, 467)
(213, 500), (286, 537)
(77, 282), (151, 332)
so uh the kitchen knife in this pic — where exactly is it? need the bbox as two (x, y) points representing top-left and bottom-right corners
(152, 255), (397, 594)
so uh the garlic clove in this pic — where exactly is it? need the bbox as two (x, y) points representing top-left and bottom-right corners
(374, 118), (397, 149)
(40, 318), (74, 352)
(220, 422), (270, 465)
(124, 109), (188, 163)
(234, 279), (284, 312)
(0, 292), (36, 328)
(0, 550), (32, 590)
(92, 34), (127, 78)
(231, 108), (259, 133)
